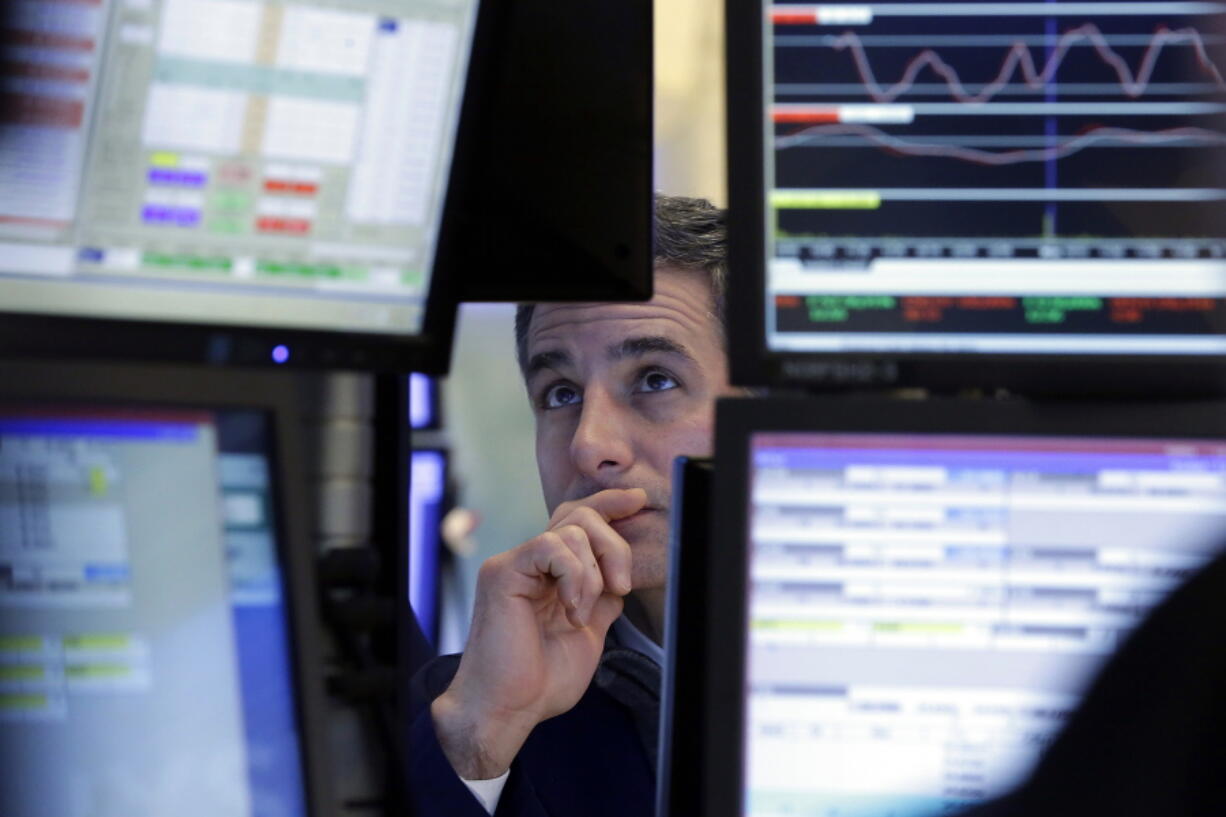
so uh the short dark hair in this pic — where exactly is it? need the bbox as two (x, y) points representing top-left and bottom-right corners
(515, 194), (727, 371)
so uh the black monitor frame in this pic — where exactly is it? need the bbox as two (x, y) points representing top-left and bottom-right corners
(698, 394), (1226, 817)
(657, 456), (714, 817)
(725, 1), (1226, 397)
(0, 359), (337, 817)
(0, 264), (459, 373)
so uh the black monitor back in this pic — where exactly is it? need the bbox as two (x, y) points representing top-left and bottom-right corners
(439, 0), (654, 303)
(657, 456), (714, 817)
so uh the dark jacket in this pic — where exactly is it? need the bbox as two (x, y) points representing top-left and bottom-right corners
(959, 547), (1226, 817)
(407, 629), (661, 817)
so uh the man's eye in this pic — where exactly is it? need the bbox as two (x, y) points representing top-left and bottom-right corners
(543, 383), (582, 409)
(637, 369), (679, 393)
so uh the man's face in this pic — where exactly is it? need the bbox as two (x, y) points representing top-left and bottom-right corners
(523, 267), (736, 591)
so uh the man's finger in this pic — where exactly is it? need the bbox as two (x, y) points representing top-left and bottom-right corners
(587, 593), (625, 636)
(557, 506), (632, 596)
(549, 487), (647, 527)
(553, 524), (604, 624)
(514, 533), (587, 627)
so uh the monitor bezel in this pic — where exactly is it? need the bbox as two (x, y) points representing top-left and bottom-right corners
(657, 456), (715, 817)
(0, 0), (493, 375)
(0, 360), (337, 817)
(703, 394), (1226, 817)
(0, 284), (458, 373)
(725, 1), (1226, 396)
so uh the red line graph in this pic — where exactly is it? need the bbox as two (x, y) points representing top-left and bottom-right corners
(832, 24), (1226, 103)
(777, 123), (1226, 166)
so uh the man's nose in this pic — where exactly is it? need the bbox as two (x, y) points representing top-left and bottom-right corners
(569, 386), (634, 478)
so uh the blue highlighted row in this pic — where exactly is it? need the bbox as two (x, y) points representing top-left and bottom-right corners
(0, 419), (199, 441)
(148, 168), (207, 187)
(142, 205), (202, 227)
(85, 564), (131, 582)
(754, 448), (1225, 473)
(748, 790), (972, 817)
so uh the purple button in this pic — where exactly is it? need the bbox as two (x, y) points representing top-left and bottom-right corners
(141, 205), (201, 227)
(148, 168), (207, 187)
(141, 205), (167, 224)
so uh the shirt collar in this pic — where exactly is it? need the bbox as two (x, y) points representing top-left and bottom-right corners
(610, 615), (665, 666)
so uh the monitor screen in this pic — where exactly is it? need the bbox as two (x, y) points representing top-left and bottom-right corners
(741, 428), (1226, 816)
(0, 404), (308, 817)
(408, 448), (446, 644)
(408, 373), (437, 430)
(0, 0), (477, 340)
(733, 1), (1226, 386)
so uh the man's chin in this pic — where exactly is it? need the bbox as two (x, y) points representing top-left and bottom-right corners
(629, 570), (668, 593)
(627, 545), (669, 592)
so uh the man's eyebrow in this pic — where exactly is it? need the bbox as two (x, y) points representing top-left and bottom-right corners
(608, 335), (696, 363)
(525, 349), (572, 377)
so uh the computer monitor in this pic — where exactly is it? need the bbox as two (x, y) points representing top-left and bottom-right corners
(696, 395), (1226, 817)
(0, 0), (479, 371)
(0, 361), (331, 817)
(727, 1), (1226, 392)
(408, 448), (447, 646)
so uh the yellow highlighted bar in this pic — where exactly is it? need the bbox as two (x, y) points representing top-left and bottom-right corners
(0, 635), (43, 653)
(150, 151), (180, 167)
(66, 664), (131, 680)
(89, 466), (108, 496)
(0, 665), (46, 682)
(0, 693), (48, 711)
(63, 634), (131, 650)
(771, 189), (881, 210)
(874, 621), (964, 634)
(754, 618), (844, 631)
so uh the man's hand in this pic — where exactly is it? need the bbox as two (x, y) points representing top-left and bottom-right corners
(430, 487), (647, 780)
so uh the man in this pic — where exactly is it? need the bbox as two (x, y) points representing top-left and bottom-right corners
(409, 195), (738, 816)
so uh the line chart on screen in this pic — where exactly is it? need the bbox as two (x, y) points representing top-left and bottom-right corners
(758, 2), (1226, 359)
(769, 1), (1226, 248)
